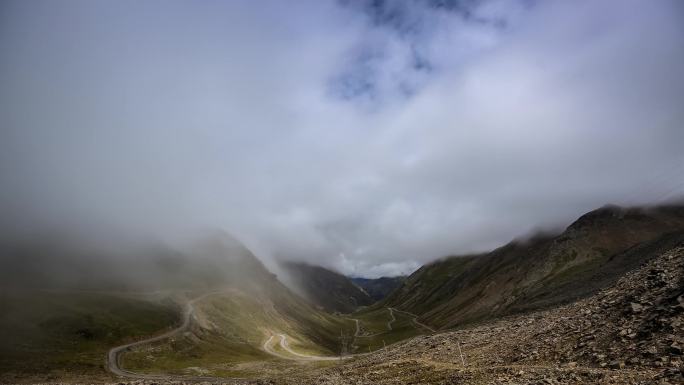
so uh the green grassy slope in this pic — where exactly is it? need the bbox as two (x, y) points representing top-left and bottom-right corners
(121, 287), (357, 378)
(279, 261), (373, 313)
(354, 307), (393, 335)
(349, 307), (423, 353)
(383, 256), (477, 317)
(383, 204), (684, 329)
(0, 290), (179, 381)
(0, 233), (362, 381)
(116, 242), (360, 378)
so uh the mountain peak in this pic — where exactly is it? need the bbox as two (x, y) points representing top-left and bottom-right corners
(567, 204), (625, 231)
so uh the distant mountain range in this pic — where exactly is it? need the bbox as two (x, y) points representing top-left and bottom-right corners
(350, 276), (405, 301)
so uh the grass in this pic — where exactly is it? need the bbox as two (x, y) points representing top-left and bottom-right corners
(121, 289), (357, 378)
(122, 331), (275, 378)
(268, 285), (358, 354)
(354, 307), (393, 334)
(0, 287), (418, 381)
(399, 256), (476, 316)
(350, 307), (423, 353)
(0, 290), (179, 382)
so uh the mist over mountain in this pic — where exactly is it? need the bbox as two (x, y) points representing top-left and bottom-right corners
(383, 204), (684, 329)
(1, 1), (684, 383)
(0, 231), (268, 291)
(1, 0), (683, 276)
(278, 261), (373, 313)
(351, 276), (406, 302)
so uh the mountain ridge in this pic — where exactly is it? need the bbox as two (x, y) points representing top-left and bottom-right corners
(351, 276), (406, 301)
(382, 204), (684, 329)
(278, 261), (374, 313)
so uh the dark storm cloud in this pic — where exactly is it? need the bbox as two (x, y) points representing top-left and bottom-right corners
(1, 0), (683, 277)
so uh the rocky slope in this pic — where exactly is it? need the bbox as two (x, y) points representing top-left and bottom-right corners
(383, 204), (684, 329)
(279, 261), (373, 313)
(288, 244), (684, 384)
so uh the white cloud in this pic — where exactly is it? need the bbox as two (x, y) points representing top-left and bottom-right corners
(1, 0), (683, 277)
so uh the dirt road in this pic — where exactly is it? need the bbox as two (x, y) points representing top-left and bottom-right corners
(262, 333), (344, 361)
(106, 292), (224, 381)
(389, 307), (436, 332)
(386, 307), (396, 331)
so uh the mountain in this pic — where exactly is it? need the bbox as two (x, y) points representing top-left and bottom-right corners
(382, 204), (684, 329)
(293, 243), (684, 384)
(4, 205), (684, 382)
(351, 276), (406, 301)
(0, 233), (357, 381)
(121, 251), (359, 379)
(279, 261), (374, 313)
(0, 232), (267, 291)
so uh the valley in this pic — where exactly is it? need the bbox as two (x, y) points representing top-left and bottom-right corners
(4, 0), (684, 383)
(1, 205), (683, 384)
(290, 245), (684, 384)
(0, 287), (424, 382)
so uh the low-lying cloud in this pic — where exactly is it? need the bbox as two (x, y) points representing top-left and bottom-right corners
(1, 0), (683, 277)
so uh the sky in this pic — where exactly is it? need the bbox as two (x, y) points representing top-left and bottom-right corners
(1, 0), (683, 278)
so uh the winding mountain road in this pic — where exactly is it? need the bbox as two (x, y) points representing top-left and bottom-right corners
(107, 292), (224, 381)
(389, 307), (436, 332)
(353, 307), (400, 339)
(386, 307), (396, 331)
(107, 294), (418, 379)
(109, 290), (352, 379)
(262, 333), (344, 361)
